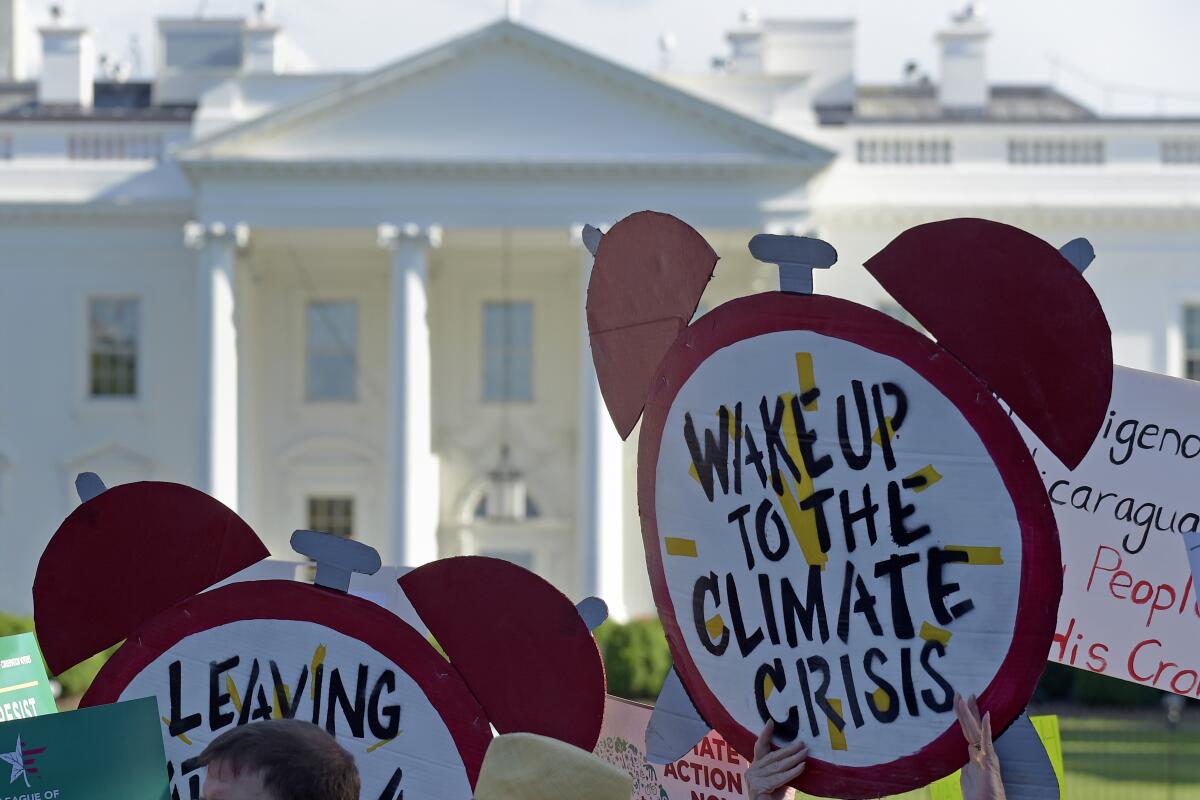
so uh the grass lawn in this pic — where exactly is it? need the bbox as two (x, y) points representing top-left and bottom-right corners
(792, 710), (1200, 800)
(1055, 712), (1200, 799)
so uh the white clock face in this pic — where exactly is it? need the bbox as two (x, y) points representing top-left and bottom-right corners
(653, 330), (1022, 767)
(118, 619), (474, 800)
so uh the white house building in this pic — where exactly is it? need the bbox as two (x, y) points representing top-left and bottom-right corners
(0, 3), (1197, 618)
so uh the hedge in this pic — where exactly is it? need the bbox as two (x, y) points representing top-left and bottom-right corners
(1035, 661), (1168, 707)
(0, 611), (113, 698)
(594, 617), (672, 701)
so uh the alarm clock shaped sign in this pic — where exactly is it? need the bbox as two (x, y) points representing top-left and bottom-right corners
(33, 481), (607, 800)
(585, 213), (1112, 798)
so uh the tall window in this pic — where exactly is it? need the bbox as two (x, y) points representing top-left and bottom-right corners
(307, 496), (355, 539)
(306, 301), (358, 402)
(88, 298), (139, 398)
(1185, 306), (1200, 381)
(483, 301), (533, 402)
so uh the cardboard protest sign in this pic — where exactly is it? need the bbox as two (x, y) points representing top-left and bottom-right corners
(0, 634), (55, 723)
(34, 481), (607, 800)
(587, 215), (1112, 798)
(596, 695), (748, 800)
(84, 580), (489, 800)
(639, 292), (1059, 797)
(1018, 366), (1200, 695)
(0, 696), (169, 799)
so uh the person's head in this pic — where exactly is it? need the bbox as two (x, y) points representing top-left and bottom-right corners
(191, 719), (360, 800)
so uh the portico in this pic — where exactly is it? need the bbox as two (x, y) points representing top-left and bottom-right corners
(177, 20), (830, 616)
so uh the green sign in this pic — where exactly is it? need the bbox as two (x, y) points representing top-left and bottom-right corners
(0, 634), (54, 723)
(0, 697), (169, 800)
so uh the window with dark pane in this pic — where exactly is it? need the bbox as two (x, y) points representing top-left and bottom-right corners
(483, 301), (533, 402)
(306, 301), (358, 402)
(1185, 306), (1200, 381)
(89, 298), (139, 397)
(307, 496), (355, 539)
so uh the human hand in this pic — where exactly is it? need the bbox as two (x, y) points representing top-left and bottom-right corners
(955, 693), (1006, 800)
(745, 720), (807, 800)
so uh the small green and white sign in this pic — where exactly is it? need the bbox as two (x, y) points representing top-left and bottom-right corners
(0, 634), (54, 723)
(0, 696), (169, 800)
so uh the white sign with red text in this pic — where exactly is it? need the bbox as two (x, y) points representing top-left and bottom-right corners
(1018, 365), (1200, 695)
(595, 696), (747, 800)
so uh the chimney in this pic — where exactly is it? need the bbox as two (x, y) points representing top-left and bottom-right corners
(242, 23), (280, 74)
(242, 1), (280, 74)
(725, 17), (855, 107)
(937, 3), (990, 113)
(39, 12), (93, 108)
(0, 0), (25, 80)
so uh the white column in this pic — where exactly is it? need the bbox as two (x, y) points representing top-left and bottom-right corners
(574, 225), (626, 618)
(378, 223), (442, 568)
(185, 221), (248, 510)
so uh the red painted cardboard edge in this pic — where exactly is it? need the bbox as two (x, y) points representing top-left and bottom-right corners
(34, 481), (269, 676)
(400, 556), (607, 753)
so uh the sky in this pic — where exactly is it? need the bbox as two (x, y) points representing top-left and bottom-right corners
(37, 0), (1200, 116)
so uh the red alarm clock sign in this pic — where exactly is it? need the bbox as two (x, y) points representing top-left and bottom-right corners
(586, 213), (1113, 798)
(33, 481), (607, 800)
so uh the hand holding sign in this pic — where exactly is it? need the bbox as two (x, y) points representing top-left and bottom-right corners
(954, 694), (1005, 800)
(746, 721), (806, 800)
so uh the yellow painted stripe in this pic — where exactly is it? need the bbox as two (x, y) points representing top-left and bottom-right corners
(905, 464), (943, 493)
(777, 392), (827, 569)
(665, 537), (698, 558)
(945, 545), (1004, 566)
(162, 716), (194, 746)
(687, 463), (700, 483)
(871, 687), (891, 714)
(226, 675), (243, 714)
(795, 352), (817, 410)
(311, 644), (327, 700)
(779, 476), (827, 569)
(827, 699), (848, 751)
(705, 614), (726, 642)
(763, 673), (775, 700)
(872, 417), (895, 444)
(920, 622), (953, 646)
(367, 736), (399, 753)
(0, 681), (39, 695)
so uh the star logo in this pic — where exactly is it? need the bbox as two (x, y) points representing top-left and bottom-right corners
(0, 736), (45, 788)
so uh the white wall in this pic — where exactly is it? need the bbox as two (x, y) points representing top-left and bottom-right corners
(0, 216), (197, 614)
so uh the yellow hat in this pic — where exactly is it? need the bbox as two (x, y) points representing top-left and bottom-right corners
(474, 733), (634, 800)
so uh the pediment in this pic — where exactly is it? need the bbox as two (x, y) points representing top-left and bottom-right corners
(180, 22), (830, 168)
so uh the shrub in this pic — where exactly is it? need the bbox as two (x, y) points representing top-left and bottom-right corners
(1035, 660), (1166, 708)
(0, 611), (113, 698)
(595, 617), (672, 701)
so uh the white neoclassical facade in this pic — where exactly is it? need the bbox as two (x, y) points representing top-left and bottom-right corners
(0, 4), (1198, 617)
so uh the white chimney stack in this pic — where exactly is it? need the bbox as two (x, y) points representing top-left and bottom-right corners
(242, 22), (281, 73)
(39, 15), (93, 108)
(0, 0), (25, 80)
(937, 3), (990, 113)
(726, 18), (855, 107)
